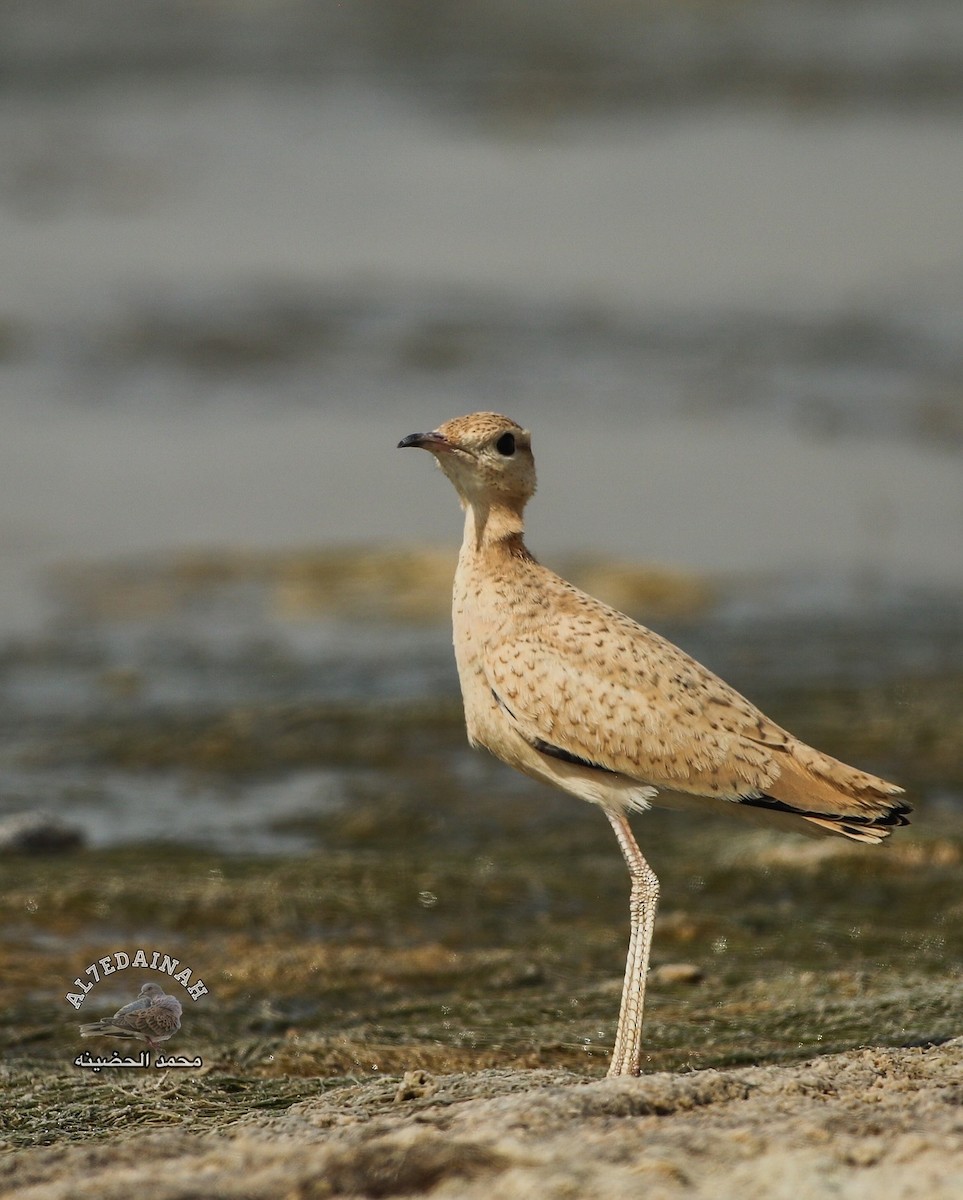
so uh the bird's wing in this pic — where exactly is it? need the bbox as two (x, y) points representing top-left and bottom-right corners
(484, 602), (788, 799)
(112, 995), (153, 1019)
(127, 1002), (180, 1039)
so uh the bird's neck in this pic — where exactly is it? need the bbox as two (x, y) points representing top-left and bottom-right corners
(462, 499), (528, 559)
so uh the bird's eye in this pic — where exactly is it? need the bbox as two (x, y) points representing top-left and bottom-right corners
(495, 432), (516, 456)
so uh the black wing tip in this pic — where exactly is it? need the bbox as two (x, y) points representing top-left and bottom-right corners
(739, 792), (912, 831)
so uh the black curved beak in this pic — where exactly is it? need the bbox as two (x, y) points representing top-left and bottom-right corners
(397, 430), (450, 451)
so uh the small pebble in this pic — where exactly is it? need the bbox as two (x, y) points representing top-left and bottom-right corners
(394, 1069), (436, 1103)
(0, 811), (85, 855)
(649, 962), (704, 986)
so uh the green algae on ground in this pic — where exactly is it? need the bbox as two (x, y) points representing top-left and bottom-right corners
(0, 1067), (342, 1150)
(50, 547), (713, 627)
(2, 638), (961, 1151)
(2, 792), (960, 1150)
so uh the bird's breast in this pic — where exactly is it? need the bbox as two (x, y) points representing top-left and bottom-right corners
(451, 559), (527, 757)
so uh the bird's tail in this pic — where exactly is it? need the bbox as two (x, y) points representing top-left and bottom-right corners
(740, 742), (911, 844)
(79, 1021), (136, 1038)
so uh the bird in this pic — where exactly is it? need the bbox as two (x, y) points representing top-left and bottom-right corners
(398, 411), (911, 1077)
(79, 983), (182, 1050)
(109, 980), (166, 1018)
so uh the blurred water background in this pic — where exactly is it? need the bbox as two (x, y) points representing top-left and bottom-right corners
(2, 0), (961, 850)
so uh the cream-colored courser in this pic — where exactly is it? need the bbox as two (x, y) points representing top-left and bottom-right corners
(399, 412), (910, 1077)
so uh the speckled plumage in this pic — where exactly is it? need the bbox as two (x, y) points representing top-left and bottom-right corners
(399, 412), (910, 1076)
(80, 990), (182, 1049)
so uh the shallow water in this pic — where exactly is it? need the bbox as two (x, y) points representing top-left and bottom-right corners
(0, 541), (959, 851)
(1, 75), (962, 635)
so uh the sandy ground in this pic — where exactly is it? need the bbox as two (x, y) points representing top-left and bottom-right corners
(2, 1041), (961, 1199)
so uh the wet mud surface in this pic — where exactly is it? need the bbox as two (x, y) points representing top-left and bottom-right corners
(0, 556), (960, 1200)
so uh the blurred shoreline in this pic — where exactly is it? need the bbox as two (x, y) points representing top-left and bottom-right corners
(2, 0), (961, 109)
(1, 72), (960, 644)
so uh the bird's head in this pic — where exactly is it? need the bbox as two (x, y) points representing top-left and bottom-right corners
(398, 412), (536, 512)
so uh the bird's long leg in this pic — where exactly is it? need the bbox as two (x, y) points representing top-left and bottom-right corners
(605, 808), (659, 1077)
